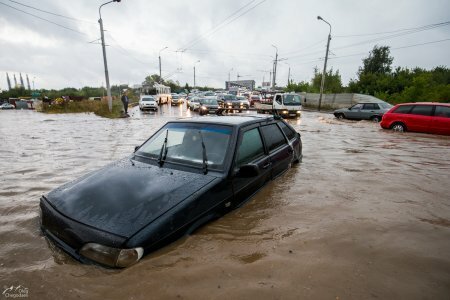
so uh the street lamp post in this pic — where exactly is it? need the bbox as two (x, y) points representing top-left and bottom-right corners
(98, 0), (121, 112)
(193, 60), (200, 88)
(317, 15), (331, 111)
(271, 45), (278, 89)
(159, 46), (168, 82)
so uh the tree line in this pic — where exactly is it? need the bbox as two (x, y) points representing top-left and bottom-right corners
(285, 45), (449, 104)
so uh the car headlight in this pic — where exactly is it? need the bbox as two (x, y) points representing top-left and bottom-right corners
(80, 243), (144, 268)
(201, 106), (207, 110)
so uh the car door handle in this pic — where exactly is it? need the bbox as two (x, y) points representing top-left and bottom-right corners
(262, 162), (272, 169)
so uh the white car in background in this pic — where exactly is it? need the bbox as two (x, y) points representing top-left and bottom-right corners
(139, 96), (158, 111)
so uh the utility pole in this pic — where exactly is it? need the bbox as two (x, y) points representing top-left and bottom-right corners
(271, 45), (278, 89)
(287, 66), (291, 86)
(193, 60), (200, 88)
(98, 0), (121, 112)
(6, 73), (11, 90)
(317, 16), (332, 111)
(159, 46), (168, 82)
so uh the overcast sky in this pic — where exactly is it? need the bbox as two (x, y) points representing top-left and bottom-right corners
(0, 0), (449, 90)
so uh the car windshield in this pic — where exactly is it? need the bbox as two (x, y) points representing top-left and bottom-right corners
(136, 123), (232, 170)
(201, 99), (218, 105)
(237, 96), (246, 100)
(172, 96), (179, 99)
(223, 95), (237, 101)
(142, 97), (154, 101)
(283, 94), (301, 105)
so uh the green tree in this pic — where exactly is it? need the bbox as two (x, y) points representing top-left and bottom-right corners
(359, 45), (393, 75)
(311, 67), (343, 93)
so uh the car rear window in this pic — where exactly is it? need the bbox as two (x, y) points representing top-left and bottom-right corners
(434, 106), (450, 118)
(411, 105), (433, 116)
(393, 105), (413, 114)
(261, 124), (287, 152)
(142, 98), (154, 101)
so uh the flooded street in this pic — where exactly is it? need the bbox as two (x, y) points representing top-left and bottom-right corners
(1, 105), (449, 299)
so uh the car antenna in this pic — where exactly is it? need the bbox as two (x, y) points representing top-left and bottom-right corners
(158, 129), (169, 167)
(198, 130), (208, 174)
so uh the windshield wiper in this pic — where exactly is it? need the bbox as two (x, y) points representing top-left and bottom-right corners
(158, 129), (169, 167)
(198, 130), (208, 174)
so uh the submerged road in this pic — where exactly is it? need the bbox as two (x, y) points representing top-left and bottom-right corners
(0, 105), (449, 299)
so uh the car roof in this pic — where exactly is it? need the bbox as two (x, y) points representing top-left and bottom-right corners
(396, 102), (450, 106)
(171, 115), (276, 127)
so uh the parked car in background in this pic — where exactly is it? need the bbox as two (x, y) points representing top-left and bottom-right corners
(188, 97), (201, 111)
(232, 96), (250, 111)
(333, 102), (393, 122)
(0, 103), (15, 109)
(219, 94), (237, 109)
(250, 95), (262, 107)
(380, 102), (450, 135)
(40, 115), (302, 268)
(199, 98), (220, 116)
(171, 95), (183, 106)
(139, 96), (158, 111)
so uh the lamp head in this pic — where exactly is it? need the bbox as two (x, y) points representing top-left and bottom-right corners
(317, 16), (323, 20)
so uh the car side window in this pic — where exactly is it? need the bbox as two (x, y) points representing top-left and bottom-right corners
(434, 106), (450, 118)
(393, 105), (413, 114)
(277, 121), (296, 140)
(352, 104), (363, 110)
(411, 105), (433, 116)
(236, 128), (265, 167)
(260, 124), (287, 152)
(363, 103), (375, 110)
(275, 95), (282, 105)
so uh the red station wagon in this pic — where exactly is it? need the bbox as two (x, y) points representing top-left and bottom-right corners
(380, 102), (450, 135)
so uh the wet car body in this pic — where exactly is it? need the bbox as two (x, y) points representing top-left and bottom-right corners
(199, 97), (220, 115)
(380, 102), (450, 135)
(333, 102), (392, 122)
(40, 115), (302, 268)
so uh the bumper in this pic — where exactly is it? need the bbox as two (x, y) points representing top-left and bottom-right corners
(40, 197), (126, 263)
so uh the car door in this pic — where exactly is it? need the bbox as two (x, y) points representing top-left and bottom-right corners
(260, 123), (292, 179)
(346, 103), (363, 119)
(408, 105), (434, 132)
(360, 103), (380, 119)
(431, 105), (450, 135)
(232, 126), (272, 206)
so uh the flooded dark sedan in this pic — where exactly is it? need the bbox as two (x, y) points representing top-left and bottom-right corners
(40, 115), (302, 268)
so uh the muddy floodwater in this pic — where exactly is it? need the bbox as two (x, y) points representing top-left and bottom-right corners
(1, 105), (449, 299)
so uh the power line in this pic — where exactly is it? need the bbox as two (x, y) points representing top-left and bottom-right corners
(7, 0), (96, 24)
(335, 21), (450, 38)
(328, 38), (450, 61)
(0, 1), (87, 35)
(332, 22), (450, 51)
(178, 0), (267, 51)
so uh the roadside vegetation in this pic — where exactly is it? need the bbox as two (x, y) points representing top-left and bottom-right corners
(37, 98), (125, 118)
(285, 45), (449, 104)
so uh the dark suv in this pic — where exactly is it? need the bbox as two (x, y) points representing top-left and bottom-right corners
(40, 115), (302, 268)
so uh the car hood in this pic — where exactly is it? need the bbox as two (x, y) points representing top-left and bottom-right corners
(45, 158), (216, 237)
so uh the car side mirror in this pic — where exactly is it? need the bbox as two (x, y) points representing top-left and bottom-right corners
(348, 108), (351, 110)
(237, 164), (259, 178)
(134, 145), (140, 152)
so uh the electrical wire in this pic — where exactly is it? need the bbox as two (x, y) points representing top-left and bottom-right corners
(7, 0), (96, 24)
(335, 21), (450, 38)
(0, 1), (87, 35)
(178, 0), (267, 51)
